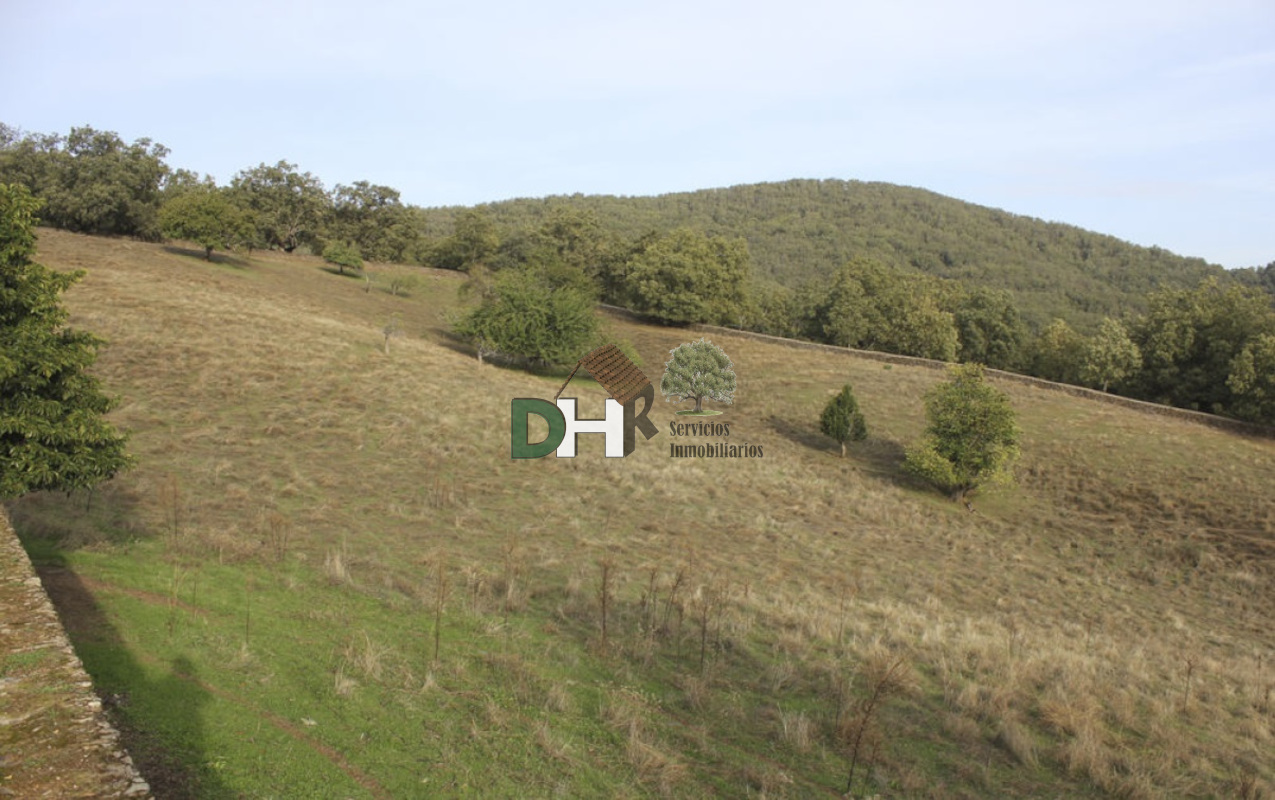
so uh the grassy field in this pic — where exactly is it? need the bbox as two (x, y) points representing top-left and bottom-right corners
(7, 228), (1275, 798)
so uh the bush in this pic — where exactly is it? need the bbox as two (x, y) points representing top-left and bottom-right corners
(904, 364), (1018, 505)
(454, 269), (598, 367)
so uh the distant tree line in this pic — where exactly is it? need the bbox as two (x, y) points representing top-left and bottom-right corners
(4, 122), (1273, 424)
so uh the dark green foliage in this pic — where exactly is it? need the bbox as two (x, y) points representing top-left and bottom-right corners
(623, 228), (750, 325)
(820, 384), (868, 457)
(1226, 334), (1275, 424)
(159, 187), (255, 260)
(0, 125), (170, 240)
(904, 364), (1018, 504)
(0, 184), (132, 498)
(230, 161), (329, 253)
(330, 181), (421, 263)
(525, 206), (615, 280)
(948, 287), (1028, 369)
(1131, 278), (1275, 416)
(161, 168), (215, 200)
(1027, 319), (1086, 385)
(1231, 261), (1275, 298)
(815, 258), (959, 360)
(431, 208), (501, 271)
(322, 241), (363, 275)
(741, 280), (802, 338)
(660, 338), (736, 413)
(453, 269), (598, 367)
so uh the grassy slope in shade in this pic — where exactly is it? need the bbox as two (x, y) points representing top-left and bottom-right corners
(6, 229), (1274, 798)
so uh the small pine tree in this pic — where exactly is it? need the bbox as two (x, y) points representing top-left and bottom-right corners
(0, 184), (132, 498)
(820, 384), (868, 457)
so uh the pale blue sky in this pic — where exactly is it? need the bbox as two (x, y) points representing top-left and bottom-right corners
(3, 0), (1272, 267)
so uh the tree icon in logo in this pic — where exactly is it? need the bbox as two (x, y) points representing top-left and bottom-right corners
(661, 339), (736, 415)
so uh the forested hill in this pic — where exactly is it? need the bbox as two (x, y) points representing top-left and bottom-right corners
(420, 179), (1226, 329)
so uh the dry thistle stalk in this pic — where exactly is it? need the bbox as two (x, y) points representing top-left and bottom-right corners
(598, 556), (616, 653)
(843, 652), (909, 797)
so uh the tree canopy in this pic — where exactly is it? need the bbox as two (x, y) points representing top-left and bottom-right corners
(814, 258), (960, 361)
(0, 125), (170, 240)
(1080, 318), (1140, 393)
(453, 268), (598, 367)
(0, 183), (132, 498)
(904, 364), (1018, 505)
(1131, 278), (1275, 416)
(159, 187), (255, 260)
(622, 228), (750, 325)
(230, 161), (328, 253)
(660, 338), (737, 413)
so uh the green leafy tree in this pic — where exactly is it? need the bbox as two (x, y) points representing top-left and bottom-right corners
(330, 181), (420, 263)
(161, 168), (215, 200)
(0, 184), (132, 498)
(159, 187), (255, 260)
(454, 269), (597, 367)
(949, 287), (1027, 369)
(1028, 319), (1085, 384)
(741, 279), (800, 337)
(1227, 334), (1275, 425)
(904, 363), (1018, 505)
(230, 161), (329, 253)
(820, 384), (868, 457)
(0, 126), (170, 240)
(323, 241), (363, 275)
(1132, 278), (1275, 414)
(1080, 317), (1141, 392)
(530, 206), (613, 277)
(624, 228), (750, 325)
(660, 338), (736, 413)
(432, 208), (500, 271)
(819, 259), (959, 361)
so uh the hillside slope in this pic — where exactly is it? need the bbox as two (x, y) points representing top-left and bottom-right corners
(5, 230), (1273, 798)
(421, 179), (1227, 329)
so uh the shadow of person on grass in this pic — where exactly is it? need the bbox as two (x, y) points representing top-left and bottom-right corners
(30, 558), (232, 799)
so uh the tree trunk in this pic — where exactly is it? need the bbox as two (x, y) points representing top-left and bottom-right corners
(694, 395), (703, 412)
(840, 441), (846, 458)
(204, 245), (213, 261)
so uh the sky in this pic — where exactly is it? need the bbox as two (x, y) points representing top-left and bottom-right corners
(2, 0), (1273, 268)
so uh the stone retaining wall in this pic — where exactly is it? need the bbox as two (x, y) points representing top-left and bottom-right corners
(0, 507), (150, 799)
(599, 305), (1275, 440)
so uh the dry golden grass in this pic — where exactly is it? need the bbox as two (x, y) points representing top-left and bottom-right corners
(11, 228), (1275, 796)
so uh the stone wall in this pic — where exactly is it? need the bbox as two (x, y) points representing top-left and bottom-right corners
(0, 507), (150, 799)
(598, 305), (1274, 440)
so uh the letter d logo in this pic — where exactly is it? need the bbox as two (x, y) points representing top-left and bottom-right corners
(510, 399), (566, 458)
